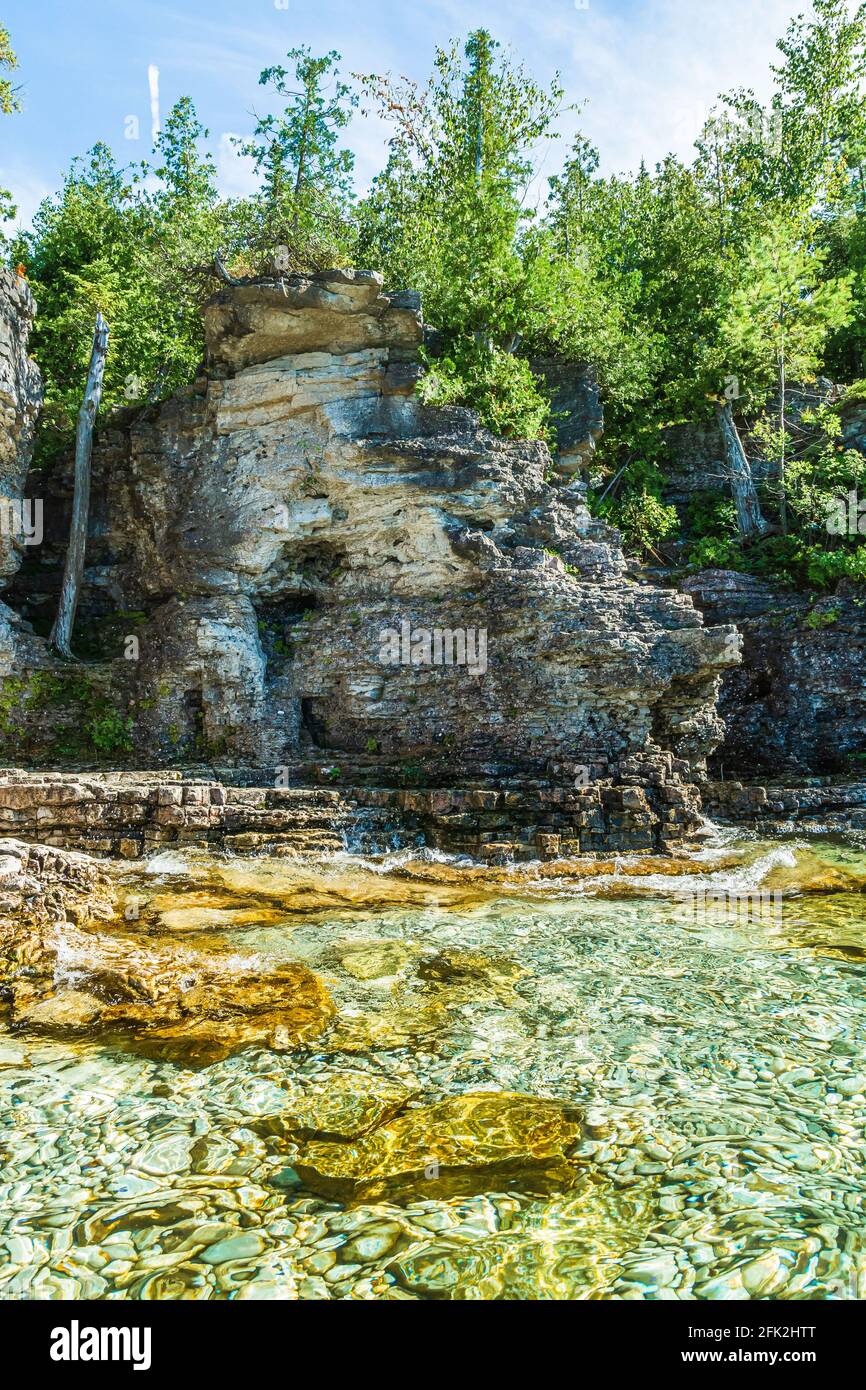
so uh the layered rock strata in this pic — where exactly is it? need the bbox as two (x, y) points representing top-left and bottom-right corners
(0, 763), (703, 858)
(1, 269), (740, 851)
(682, 569), (866, 776)
(700, 778), (866, 834)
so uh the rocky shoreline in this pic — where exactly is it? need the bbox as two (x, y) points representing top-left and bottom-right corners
(0, 836), (334, 1062)
(0, 267), (746, 855)
(1, 768), (864, 867)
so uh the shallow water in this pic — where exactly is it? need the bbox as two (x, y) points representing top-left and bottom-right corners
(2, 830), (866, 1300)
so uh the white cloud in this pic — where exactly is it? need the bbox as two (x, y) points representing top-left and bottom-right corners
(0, 168), (52, 235)
(409, 0), (809, 178)
(216, 132), (259, 199)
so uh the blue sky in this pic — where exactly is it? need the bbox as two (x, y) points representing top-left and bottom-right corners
(2, 0), (813, 231)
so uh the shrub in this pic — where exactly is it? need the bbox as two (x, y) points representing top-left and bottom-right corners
(611, 490), (679, 558)
(417, 341), (551, 440)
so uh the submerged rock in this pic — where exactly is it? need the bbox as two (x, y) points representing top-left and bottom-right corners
(10, 929), (334, 1063)
(0, 838), (334, 1062)
(16, 990), (103, 1030)
(418, 948), (522, 989)
(254, 1070), (416, 1142)
(293, 1091), (585, 1202)
(337, 941), (416, 981)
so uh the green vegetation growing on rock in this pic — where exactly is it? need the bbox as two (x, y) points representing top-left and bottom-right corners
(0, 671), (134, 762)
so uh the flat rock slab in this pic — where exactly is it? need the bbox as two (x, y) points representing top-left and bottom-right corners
(294, 1091), (584, 1203)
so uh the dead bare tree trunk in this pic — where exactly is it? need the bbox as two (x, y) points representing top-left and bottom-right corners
(778, 345), (788, 536)
(50, 312), (109, 659)
(714, 399), (769, 542)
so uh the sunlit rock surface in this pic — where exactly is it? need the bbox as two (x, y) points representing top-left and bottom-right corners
(0, 838), (334, 1062)
(2, 270), (739, 851)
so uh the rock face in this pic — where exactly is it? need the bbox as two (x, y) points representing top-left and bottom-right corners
(0, 269), (43, 677)
(1, 269), (739, 851)
(0, 770), (351, 857)
(531, 358), (603, 473)
(682, 569), (866, 776)
(0, 268), (42, 580)
(701, 777), (866, 833)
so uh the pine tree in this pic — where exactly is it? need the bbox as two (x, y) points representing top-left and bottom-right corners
(237, 48), (357, 266)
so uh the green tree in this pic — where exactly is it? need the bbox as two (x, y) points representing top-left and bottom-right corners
(236, 47), (357, 267)
(14, 99), (248, 463)
(535, 153), (726, 540)
(0, 23), (18, 115)
(694, 0), (866, 240)
(13, 111), (231, 463)
(545, 134), (599, 260)
(1, 23), (21, 238)
(12, 146), (149, 460)
(358, 29), (565, 437)
(140, 98), (225, 398)
(718, 216), (853, 532)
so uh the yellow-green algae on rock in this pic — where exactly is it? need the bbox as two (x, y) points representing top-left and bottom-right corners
(252, 1070), (417, 1142)
(293, 1092), (585, 1203)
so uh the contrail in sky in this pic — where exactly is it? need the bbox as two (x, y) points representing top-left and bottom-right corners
(148, 65), (160, 145)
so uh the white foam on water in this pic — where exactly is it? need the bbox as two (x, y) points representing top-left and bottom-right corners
(341, 845), (478, 875)
(625, 846), (797, 899)
(143, 851), (191, 875)
(50, 924), (94, 987)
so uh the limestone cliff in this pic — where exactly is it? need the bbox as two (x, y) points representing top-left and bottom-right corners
(0, 269), (740, 852)
(0, 268), (43, 678)
(0, 267), (42, 576)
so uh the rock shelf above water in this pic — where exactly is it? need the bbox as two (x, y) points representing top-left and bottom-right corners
(0, 763), (709, 858)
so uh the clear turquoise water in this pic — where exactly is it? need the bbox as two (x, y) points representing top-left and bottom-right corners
(1, 831), (865, 1299)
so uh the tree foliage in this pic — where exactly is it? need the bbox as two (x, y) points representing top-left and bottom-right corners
(234, 47), (357, 268)
(8, 11), (866, 587)
(356, 30), (565, 435)
(0, 23), (21, 238)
